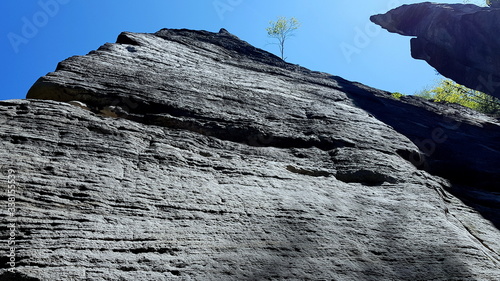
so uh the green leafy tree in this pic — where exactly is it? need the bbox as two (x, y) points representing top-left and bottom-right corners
(416, 79), (500, 115)
(266, 17), (301, 60)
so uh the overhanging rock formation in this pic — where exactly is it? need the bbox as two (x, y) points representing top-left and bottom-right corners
(0, 28), (499, 280)
(371, 2), (500, 100)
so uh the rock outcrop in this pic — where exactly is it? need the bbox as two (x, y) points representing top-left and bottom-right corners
(371, 2), (500, 100)
(0, 28), (499, 280)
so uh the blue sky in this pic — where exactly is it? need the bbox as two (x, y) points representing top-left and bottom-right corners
(0, 0), (483, 101)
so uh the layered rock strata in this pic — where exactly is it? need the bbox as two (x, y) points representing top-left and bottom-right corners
(0, 28), (498, 280)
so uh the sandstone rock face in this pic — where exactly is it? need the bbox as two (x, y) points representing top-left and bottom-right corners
(371, 3), (500, 100)
(0, 28), (499, 280)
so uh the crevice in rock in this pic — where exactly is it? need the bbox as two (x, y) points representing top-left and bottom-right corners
(29, 84), (355, 151)
(334, 169), (397, 186)
(116, 33), (142, 46)
(285, 165), (332, 177)
(118, 266), (137, 272)
(110, 247), (182, 255)
(396, 148), (425, 170)
(121, 111), (359, 151)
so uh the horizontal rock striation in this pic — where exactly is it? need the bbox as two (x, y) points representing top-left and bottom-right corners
(371, 2), (500, 100)
(0, 28), (498, 280)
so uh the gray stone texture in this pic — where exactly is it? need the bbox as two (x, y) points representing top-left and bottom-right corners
(371, 2), (500, 100)
(0, 28), (498, 280)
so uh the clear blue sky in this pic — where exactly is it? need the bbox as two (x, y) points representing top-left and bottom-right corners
(0, 0), (482, 101)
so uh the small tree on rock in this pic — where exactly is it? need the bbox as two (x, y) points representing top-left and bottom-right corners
(266, 17), (300, 61)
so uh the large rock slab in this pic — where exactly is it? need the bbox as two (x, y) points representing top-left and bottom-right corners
(371, 2), (500, 99)
(0, 28), (498, 280)
(26, 28), (500, 192)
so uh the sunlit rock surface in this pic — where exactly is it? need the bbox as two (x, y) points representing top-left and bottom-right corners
(0, 28), (498, 280)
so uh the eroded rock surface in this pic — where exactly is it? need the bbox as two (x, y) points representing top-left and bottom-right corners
(371, 2), (500, 100)
(0, 28), (499, 280)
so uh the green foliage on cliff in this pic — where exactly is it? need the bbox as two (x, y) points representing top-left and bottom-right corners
(391, 92), (404, 100)
(486, 0), (500, 7)
(416, 79), (500, 115)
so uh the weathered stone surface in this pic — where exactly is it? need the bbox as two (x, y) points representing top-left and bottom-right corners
(371, 2), (500, 99)
(0, 28), (499, 280)
(345, 87), (500, 192)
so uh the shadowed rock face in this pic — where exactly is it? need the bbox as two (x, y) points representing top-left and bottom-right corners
(371, 2), (500, 100)
(0, 28), (499, 280)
